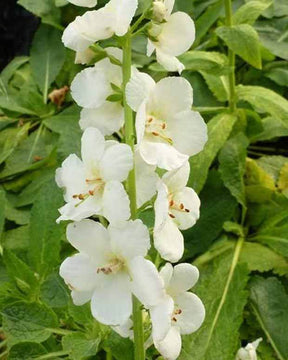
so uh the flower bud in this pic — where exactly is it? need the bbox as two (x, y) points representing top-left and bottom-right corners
(152, 1), (167, 22)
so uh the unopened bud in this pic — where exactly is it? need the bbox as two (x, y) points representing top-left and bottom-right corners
(152, 1), (167, 22)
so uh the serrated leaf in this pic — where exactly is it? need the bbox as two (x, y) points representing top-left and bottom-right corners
(250, 277), (288, 359)
(180, 251), (249, 360)
(62, 333), (101, 360)
(216, 24), (262, 68)
(236, 85), (288, 127)
(31, 25), (65, 102)
(233, 0), (272, 25)
(28, 181), (65, 277)
(40, 273), (69, 308)
(200, 72), (229, 102)
(2, 301), (58, 345)
(188, 112), (237, 193)
(219, 133), (249, 207)
(2, 226), (29, 251)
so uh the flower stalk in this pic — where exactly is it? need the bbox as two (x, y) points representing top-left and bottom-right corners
(122, 32), (145, 360)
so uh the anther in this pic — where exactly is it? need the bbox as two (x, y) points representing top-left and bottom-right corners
(169, 213), (175, 219)
(169, 200), (174, 207)
(161, 123), (166, 129)
(152, 131), (159, 136)
(89, 190), (94, 196)
(185, 208), (190, 213)
(180, 203), (184, 210)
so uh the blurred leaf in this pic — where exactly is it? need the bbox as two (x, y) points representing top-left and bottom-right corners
(62, 333), (101, 360)
(249, 116), (288, 142)
(40, 273), (69, 308)
(188, 112), (237, 193)
(0, 188), (6, 246)
(216, 24), (262, 69)
(102, 332), (134, 360)
(262, 0), (288, 18)
(250, 277), (288, 359)
(236, 85), (288, 127)
(219, 134), (249, 207)
(180, 251), (249, 360)
(265, 62), (288, 87)
(233, 0), (272, 25)
(8, 342), (47, 360)
(0, 57), (29, 87)
(2, 226), (29, 251)
(200, 72), (229, 102)
(3, 301), (58, 345)
(31, 25), (66, 102)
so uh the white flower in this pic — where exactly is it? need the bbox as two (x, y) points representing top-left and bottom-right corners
(67, 0), (97, 7)
(56, 127), (133, 224)
(71, 48), (124, 135)
(60, 219), (165, 326)
(147, 0), (195, 73)
(112, 318), (134, 339)
(154, 162), (200, 263)
(236, 338), (262, 360)
(150, 263), (205, 360)
(62, 0), (138, 52)
(75, 48), (95, 64)
(126, 71), (207, 170)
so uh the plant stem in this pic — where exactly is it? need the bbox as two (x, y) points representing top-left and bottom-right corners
(122, 32), (145, 360)
(106, 349), (113, 360)
(224, 0), (236, 113)
(34, 350), (69, 360)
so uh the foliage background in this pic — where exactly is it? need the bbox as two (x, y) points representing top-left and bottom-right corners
(0, 0), (288, 359)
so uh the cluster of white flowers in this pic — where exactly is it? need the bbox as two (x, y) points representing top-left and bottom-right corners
(56, 0), (208, 358)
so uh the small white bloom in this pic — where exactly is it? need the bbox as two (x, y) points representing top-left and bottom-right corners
(71, 48), (124, 135)
(67, 0), (97, 7)
(62, 0), (138, 52)
(147, 0), (195, 73)
(126, 71), (207, 170)
(60, 219), (165, 326)
(154, 162), (200, 262)
(236, 338), (262, 360)
(56, 127), (133, 224)
(112, 318), (134, 339)
(150, 263), (205, 360)
(75, 48), (95, 64)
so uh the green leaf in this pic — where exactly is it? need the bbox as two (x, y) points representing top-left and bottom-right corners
(102, 332), (134, 360)
(62, 333), (101, 360)
(200, 72), (229, 102)
(2, 301), (58, 344)
(219, 134), (249, 207)
(250, 277), (288, 359)
(233, 0), (272, 25)
(216, 24), (262, 68)
(188, 112), (237, 193)
(0, 188), (6, 246)
(9, 342), (47, 360)
(180, 251), (249, 360)
(184, 171), (237, 258)
(249, 116), (288, 142)
(28, 181), (65, 277)
(40, 273), (69, 308)
(68, 303), (95, 328)
(265, 62), (288, 87)
(236, 85), (288, 127)
(2, 226), (29, 251)
(30, 25), (65, 102)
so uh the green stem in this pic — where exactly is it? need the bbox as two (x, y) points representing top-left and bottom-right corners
(106, 349), (113, 360)
(34, 350), (69, 360)
(0, 340), (7, 351)
(224, 0), (236, 113)
(47, 328), (74, 336)
(122, 32), (145, 360)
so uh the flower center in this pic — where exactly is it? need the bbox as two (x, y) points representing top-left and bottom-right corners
(72, 177), (105, 204)
(172, 308), (182, 322)
(145, 115), (173, 145)
(97, 258), (124, 275)
(168, 198), (190, 219)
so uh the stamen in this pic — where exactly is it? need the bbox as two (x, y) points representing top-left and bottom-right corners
(172, 317), (177, 322)
(185, 209), (190, 213)
(97, 259), (124, 275)
(152, 131), (159, 136)
(169, 200), (174, 207)
(180, 203), (184, 210)
(169, 213), (175, 219)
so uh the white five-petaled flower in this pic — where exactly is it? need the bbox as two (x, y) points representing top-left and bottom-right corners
(60, 219), (165, 326)
(56, 127), (133, 224)
(154, 162), (200, 263)
(148, 0), (195, 73)
(62, 0), (138, 52)
(67, 0), (97, 7)
(126, 71), (207, 170)
(236, 338), (262, 360)
(71, 47), (124, 135)
(150, 263), (205, 360)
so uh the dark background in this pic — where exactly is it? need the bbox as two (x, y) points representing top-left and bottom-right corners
(0, 0), (38, 71)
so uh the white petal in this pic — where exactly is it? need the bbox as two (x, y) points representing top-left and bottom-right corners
(154, 180), (169, 230)
(62, 9), (114, 52)
(126, 69), (155, 111)
(135, 101), (147, 145)
(60, 253), (98, 292)
(164, 0), (175, 16)
(102, 181), (131, 224)
(170, 187), (200, 230)
(91, 273), (132, 326)
(105, 47), (123, 62)
(109, 219), (150, 259)
(55, 154), (86, 202)
(112, 318), (133, 339)
(94, 58), (122, 87)
(71, 67), (110, 108)
(147, 39), (156, 57)
(105, 0), (138, 36)
(81, 127), (105, 168)
(75, 48), (95, 64)
(140, 141), (188, 171)
(174, 292), (205, 335)
(150, 295), (174, 342)
(148, 77), (192, 119)
(80, 102), (124, 135)
(67, 0), (97, 7)
(169, 264), (199, 295)
(154, 326), (182, 360)
(100, 143), (133, 182)
(163, 161), (190, 193)
(129, 257), (165, 307)
(168, 110), (208, 157)
(159, 263), (173, 288)
(156, 49), (185, 73)
(158, 12), (195, 56)
(71, 290), (94, 305)
(135, 149), (158, 208)
(66, 220), (110, 264)
(154, 217), (184, 263)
